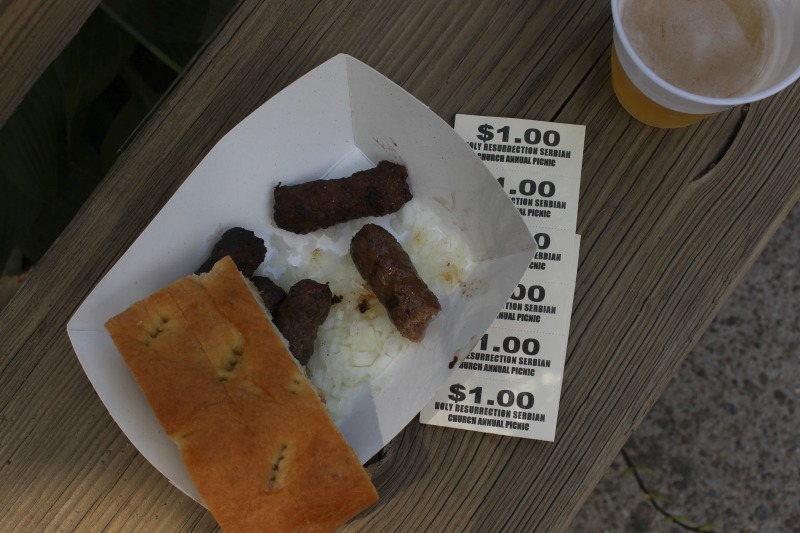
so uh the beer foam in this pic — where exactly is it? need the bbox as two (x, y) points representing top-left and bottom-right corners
(621, 0), (775, 98)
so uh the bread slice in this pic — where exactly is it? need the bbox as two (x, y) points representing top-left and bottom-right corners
(105, 256), (378, 532)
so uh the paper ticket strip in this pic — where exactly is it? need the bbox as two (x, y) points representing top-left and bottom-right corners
(420, 115), (585, 441)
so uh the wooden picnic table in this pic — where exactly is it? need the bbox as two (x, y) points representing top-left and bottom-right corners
(2, 1), (799, 531)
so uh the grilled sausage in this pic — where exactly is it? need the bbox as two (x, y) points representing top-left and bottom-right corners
(273, 161), (412, 234)
(251, 275), (287, 316)
(196, 227), (266, 278)
(273, 279), (333, 365)
(350, 223), (440, 342)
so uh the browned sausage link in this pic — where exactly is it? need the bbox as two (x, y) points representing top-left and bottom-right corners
(273, 279), (333, 365)
(350, 224), (441, 342)
(196, 227), (266, 278)
(251, 276), (286, 316)
(273, 161), (412, 234)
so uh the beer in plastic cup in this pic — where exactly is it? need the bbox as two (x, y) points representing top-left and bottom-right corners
(611, 0), (800, 128)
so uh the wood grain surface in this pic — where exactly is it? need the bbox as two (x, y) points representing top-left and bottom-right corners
(0, 0), (102, 128)
(2, 0), (799, 531)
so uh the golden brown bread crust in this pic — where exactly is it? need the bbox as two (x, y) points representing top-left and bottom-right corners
(105, 256), (378, 533)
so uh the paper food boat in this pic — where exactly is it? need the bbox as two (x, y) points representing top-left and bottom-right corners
(67, 54), (536, 503)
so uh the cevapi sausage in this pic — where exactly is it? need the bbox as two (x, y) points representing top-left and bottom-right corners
(273, 161), (412, 234)
(251, 276), (286, 316)
(196, 227), (266, 278)
(350, 223), (440, 342)
(273, 279), (333, 365)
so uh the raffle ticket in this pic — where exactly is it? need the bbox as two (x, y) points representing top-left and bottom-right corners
(420, 115), (585, 441)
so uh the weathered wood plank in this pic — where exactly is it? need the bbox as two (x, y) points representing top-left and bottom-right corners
(1, 0), (798, 531)
(0, 0), (102, 128)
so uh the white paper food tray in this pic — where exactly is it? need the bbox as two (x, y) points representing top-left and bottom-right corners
(67, 54), (536, 503)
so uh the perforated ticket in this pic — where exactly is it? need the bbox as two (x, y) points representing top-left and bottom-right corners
(420, 115), (584, 441)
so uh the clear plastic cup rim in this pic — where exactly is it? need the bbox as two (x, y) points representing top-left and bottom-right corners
(611, 0), (800, 108)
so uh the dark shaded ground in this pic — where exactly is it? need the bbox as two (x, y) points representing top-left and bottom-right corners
(568, 202), (800, 532)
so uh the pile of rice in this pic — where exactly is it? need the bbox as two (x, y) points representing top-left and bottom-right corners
(264, 200), (472, 422)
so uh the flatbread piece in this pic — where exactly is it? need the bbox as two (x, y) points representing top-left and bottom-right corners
(105, 256), (378, 532)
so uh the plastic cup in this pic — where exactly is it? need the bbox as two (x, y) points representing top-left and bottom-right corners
(611, 0), (800, 128)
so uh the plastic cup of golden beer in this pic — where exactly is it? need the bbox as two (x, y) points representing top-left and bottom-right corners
(611, 0), (800, 128)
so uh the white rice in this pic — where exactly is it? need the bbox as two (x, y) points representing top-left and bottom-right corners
(263, 201), (472, 422)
